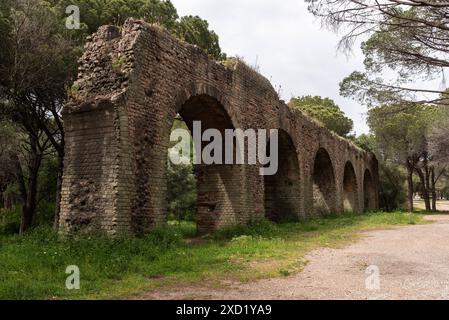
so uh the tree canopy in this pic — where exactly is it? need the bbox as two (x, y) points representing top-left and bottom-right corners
(289, 95), (354, 137)
(367, 104), (433, 162)
(0, 0), (226, 232)
(306, 0), (449, 107)
(53, 0), (225, 59)
(366, 102), (448, 211)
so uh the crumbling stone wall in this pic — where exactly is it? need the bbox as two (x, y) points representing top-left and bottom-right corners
(60, 19), (379, 234)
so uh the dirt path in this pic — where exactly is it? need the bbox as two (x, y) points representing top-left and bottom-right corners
(138, 215), (449, 300)
(414, 199), (449, 211)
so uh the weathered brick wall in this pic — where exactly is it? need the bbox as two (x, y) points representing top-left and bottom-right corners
(264, 130), (302, 222)
(60, 19), (379, 235)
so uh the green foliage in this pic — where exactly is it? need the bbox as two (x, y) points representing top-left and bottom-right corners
(353, 134), (407, 211)
(0, 200), (56, 236)
(212, 219), (277, 241)
(111, 56), (125, 73)
(35, 201), (56, 227)
(0, 122), (19, 196)
(38, 156), (58, 203)
(167, 162), (197, 221)
(378, 161), (407, 211)
(289, 95), (354, 137)
(55, 0), (178, 33)
(0, 0), (225, 232)
(176, 15), (225, 60)
(367, 104), (437, 161)
(310, 1), (449, 107)
(0, 205), (21, 235)
(167, 118), (197, 221)
(0, 211), (424, 299)
(66, 83), (80, 97)
(54, 0), (225, 60)
(360, 7), (443, 81)
(0, 0), (81, 93)
(352, 133), (376, 152)
(357, 105), (442, 211)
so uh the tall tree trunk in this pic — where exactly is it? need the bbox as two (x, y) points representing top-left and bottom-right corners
(423, 158), (432, 211)
(406, 161), (414, 212)
(21, 162), (39, 233)
(431, 167), (437, 211)
(38, 108), (65, 232)
(15, 135), (42, 234)
(53, 151), (64, 230)
(415, 167), (431, 211)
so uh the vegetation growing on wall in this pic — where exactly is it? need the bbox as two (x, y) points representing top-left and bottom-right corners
(0, 0), (225, 233)
(289, 95), (354, 137)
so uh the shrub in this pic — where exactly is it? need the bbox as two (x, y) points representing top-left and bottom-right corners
(0, 205), (21, 235)
(167, 162), (197, 222)
(144, 226), (183, 248)
(212, 219), (278, 241)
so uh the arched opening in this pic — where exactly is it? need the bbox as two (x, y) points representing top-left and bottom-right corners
(167, 94), (242, 234)
(264, 130), (301, 222)
(312, 148), (336, 215)
(364, 169), (376, 211)
(343, 161), (358, 212)
(167, 116), (197, 223)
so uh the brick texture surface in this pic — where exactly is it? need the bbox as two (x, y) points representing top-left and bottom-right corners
(60, 19), (379, 234)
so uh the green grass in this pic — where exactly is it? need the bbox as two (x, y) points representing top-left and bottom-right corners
(0, 211), (424, 300)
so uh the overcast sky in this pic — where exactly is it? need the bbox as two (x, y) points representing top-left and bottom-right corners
(171, 0), (369, 134)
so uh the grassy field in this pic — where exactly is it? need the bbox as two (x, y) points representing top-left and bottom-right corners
(0, 211), (424, 300)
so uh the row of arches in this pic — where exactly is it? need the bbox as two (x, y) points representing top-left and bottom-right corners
(167, 93), (376, 231)
(263, 144), (377, 222)
(60, 32), (381, 235)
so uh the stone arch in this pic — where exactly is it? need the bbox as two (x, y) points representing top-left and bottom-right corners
(312, 148), (336, 215)
(343, 161), (358, 212)
(364, 169), (376, 211)
(173, 82), (242, 129)
(167, 92), (244, 234)
(58, 21), (380, 235)
(264, 129), (301, 222)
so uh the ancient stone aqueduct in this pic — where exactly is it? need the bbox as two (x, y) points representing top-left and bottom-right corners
(59, 19), (379, 234)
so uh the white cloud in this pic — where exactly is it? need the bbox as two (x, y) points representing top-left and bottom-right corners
(172, 0), (369, 134)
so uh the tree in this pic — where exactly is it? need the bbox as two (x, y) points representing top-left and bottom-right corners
(306, 0), (449, 106)
(55, 0), (224, 59)
(176, 15), (225, 60)
(289, 95), (354, 137)
(427, 107), (449, 210)
(306, 1), (449, 211)
(55, 0), (178, 33)
(428, 107), (449, 165)
(367, 104), (439, 211)
(167, 162), (197, 221)
(0, 111), (52, 233)
(354, 133), (406, 211)
(167, 117), (197, 221)
(352, 133), (375, 152)
(0, 0), (81, 231)
(0, 122), (18, 209)
(0, 0), (226, 232)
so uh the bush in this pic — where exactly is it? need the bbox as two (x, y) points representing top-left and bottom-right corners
(167, 162), (197, 221)
(0, 205), (21, 235)
(144, 226), (183, 248)
(212, 219), (278, 241)
(378, 162), (407, 211)
(34, 201), (55, 227)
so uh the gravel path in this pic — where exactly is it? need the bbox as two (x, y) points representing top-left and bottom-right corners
(414, 199), (449, 211)
(139, 215), (449, 300)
